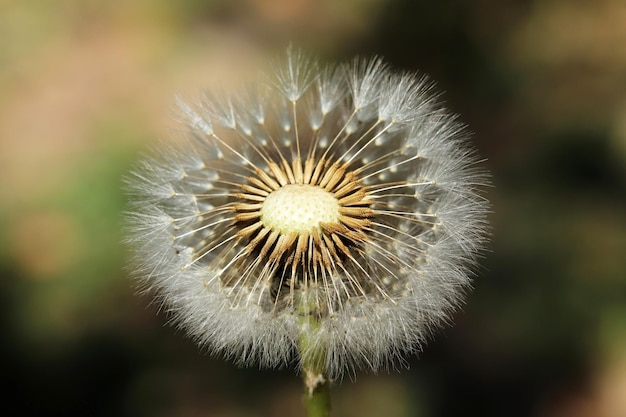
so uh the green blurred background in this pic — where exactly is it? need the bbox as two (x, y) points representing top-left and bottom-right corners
(2, 1), (625, 416)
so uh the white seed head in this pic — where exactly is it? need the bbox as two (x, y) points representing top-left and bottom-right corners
(125, 50), (490, 379)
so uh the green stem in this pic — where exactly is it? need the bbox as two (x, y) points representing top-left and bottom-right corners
(303, 372), (331, 417)
(298, 291), (331, 417)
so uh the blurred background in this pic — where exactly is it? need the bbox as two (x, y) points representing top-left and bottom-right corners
(1, 0), (625, 416)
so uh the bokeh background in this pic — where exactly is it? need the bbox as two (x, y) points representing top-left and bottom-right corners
(2, 1), (625, 416)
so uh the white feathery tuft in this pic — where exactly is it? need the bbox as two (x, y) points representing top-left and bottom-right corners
(272, 46), (318, 102)
(125, 49), (490, 379)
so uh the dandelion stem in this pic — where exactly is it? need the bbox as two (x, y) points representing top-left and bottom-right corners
(303, 374), (331, 417)
(299, 290), (331, 417)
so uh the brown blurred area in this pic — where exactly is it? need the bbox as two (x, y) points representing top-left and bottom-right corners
(1, 1), (625, 416)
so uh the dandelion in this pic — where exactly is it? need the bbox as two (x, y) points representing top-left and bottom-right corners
(126, 48), (489, 416)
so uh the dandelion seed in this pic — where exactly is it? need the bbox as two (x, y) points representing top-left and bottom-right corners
(125, 51), (490, 389)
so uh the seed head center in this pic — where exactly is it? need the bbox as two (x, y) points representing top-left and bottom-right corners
(261, 184), (340, 234)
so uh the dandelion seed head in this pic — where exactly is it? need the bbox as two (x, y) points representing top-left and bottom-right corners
(126, 50), (490, 378)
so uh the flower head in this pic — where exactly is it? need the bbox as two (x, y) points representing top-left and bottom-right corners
(126, 50), (490, 378)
